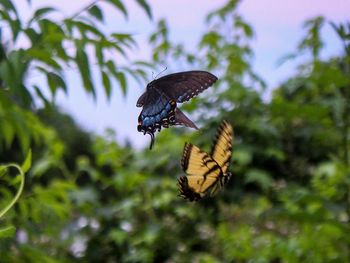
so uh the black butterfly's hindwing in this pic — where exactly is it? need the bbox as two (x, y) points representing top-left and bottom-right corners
(137, 94), (176, 131)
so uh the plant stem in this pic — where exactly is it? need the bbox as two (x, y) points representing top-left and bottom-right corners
(0, 164), (25, 219)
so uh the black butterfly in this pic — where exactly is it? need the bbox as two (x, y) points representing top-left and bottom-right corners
(137, 70), (218, 149)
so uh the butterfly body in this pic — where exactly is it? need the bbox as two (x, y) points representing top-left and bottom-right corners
(137, 71), (218, 149)
(178, 120), (233, 201)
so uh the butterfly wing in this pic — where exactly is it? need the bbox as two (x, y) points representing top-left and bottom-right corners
(148, 71), (218, 103)
(136, 91), (148, 107)
(211, 120), (234, 174)
(137, 70), (217, 149)
(137, 88), (177, 148)
(174, 108), (198, 129)
(178, 143), (223, 201)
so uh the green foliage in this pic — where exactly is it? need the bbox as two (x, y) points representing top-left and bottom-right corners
(0, 0), (350, 262)
(0, 0), (153, 153)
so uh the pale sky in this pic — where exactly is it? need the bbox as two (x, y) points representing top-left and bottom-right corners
(14, 0), (350, 148)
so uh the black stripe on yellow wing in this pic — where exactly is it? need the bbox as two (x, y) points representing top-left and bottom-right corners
(181, 143), (221, 177)
(178, 173), (221, 201)
(210, 120), (234, 174)
(179, 142), (224, 201)
(178, 176), (203, 201)
(209, 172), (232, 196)
(178, 121), (234, 201)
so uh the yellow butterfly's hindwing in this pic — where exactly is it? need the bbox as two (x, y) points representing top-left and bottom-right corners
(178, 176), (202, 201)
(178, 121), (234, 201)
(209, 172), (232, 196)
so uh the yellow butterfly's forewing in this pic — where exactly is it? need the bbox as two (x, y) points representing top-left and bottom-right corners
(181, 143), (220, 177)
(211, 120), (233, 174)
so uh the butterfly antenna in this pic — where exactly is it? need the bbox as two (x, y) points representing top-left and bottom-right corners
(154, 66), (168, 79)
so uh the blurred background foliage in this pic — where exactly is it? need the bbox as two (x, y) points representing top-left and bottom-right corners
(0, 0), (350, 262)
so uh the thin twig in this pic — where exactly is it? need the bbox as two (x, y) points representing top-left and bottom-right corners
(69, 0), (102, 20)
(0, 164), (25, 219)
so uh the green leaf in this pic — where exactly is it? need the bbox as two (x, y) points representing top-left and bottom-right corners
(88, 5), (104, 22)
(107, 0), (128, 19)
(0, 226), (16, 238)
(33, 85), (50, 106)
(135, 0), (152, 19)
(76, 47), (95, 98)
(9, 18), (21, 41)
(47, 72), (67, 95)
(24, 27), (41, 44)
(2, 120), (15, 148)
(27, 48), (61, 70)
(133, 61), (154, 69)
(102, 71), (112, 99)
(234, 15), (254, 38)
(233, 148), (252, 166)
(73, 21), (104, 37)
(115, 72), (127, 96)
(0, 0), (19, 20)
(29, 7), (57, 24)
(200, 31), (221, 48)
(42, 33), (65, 44)
(0, 165), (7, 178)
(0, 10), (21, 41)
(106, 62), (128, 96)
(95, 42), (104, 66)
(245, 169), (273, 191)
(111, 33), (137, 48)
(21, 149), (32, 173)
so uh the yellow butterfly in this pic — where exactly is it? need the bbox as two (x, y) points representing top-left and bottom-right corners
(178, 120), (234, 201)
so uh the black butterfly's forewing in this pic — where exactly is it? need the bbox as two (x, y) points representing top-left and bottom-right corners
(148, 70), (218, 103)
(136, 91), (148, 107)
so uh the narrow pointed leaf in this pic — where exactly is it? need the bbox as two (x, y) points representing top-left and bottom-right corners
(108, 0), (128, 19)
(135, 0), (152, 19)
(88, 6), (104, 22)
(21, 149), (32, 173)
(102, 71), (112, 99)
(29, 7), (57, 24)
(115, 72), (127, 96)
(76, 47), (95, 98)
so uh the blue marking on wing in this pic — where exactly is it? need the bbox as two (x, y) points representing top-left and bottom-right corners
(142, 96), (168, 116)
(139, 99), (173, 128)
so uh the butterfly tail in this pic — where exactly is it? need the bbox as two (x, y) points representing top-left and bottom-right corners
(175, 108), (198, 130)
(147, 131), (155, 150)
